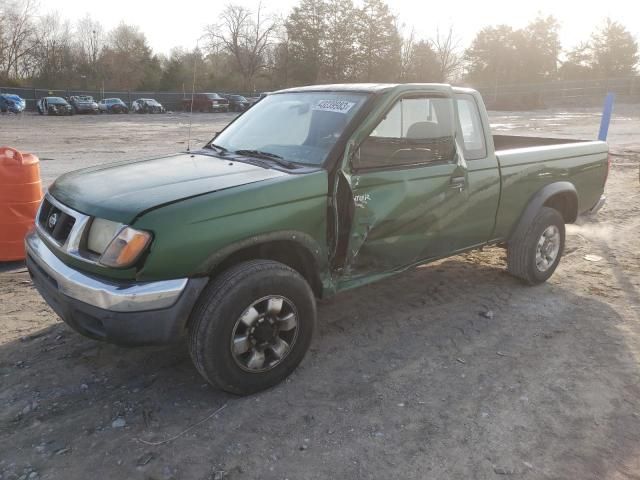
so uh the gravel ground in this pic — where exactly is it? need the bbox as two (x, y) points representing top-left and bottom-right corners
(0, 107), (639, 480)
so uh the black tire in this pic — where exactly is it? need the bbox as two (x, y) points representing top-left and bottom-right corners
(507, 206), (565, 285)
(188, 260), (316, 395)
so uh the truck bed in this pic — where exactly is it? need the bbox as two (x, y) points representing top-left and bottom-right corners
(491, 135), (608, 239)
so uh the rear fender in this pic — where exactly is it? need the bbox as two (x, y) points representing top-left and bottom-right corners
(508, 182), (577, 242)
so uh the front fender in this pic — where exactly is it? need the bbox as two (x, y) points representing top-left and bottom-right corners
(133, 170), (330, 282)
(201, 230), (326, 274)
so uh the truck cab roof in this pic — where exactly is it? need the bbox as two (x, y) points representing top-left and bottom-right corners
(275, 83), (454, 95)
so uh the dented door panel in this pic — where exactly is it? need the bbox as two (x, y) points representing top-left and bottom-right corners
(343, 162), (461, 277)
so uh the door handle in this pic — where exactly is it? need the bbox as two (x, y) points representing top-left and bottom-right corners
(449, 176), (466, 192)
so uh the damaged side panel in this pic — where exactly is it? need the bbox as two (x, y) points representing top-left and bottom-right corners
(336, 162), (461, 283)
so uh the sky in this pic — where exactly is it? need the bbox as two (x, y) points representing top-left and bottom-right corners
(38, 0), (640, 55)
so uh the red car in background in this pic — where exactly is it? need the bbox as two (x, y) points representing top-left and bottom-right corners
(182, 93), (229, 112)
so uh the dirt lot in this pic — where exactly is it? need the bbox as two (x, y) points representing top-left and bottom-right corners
(1, 108), (639, 480)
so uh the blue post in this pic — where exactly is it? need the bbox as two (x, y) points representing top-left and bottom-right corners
(598, 92), (615, 141)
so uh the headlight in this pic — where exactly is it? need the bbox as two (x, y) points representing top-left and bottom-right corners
(87, 219), (152, 268)
(99, 226), (152, 268)
(87, 218), (123, 254)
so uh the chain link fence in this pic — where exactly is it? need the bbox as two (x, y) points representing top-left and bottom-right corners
(2, 76), (640, 112)
(473, 75), (640, 110)
(0, 87), (257, 112)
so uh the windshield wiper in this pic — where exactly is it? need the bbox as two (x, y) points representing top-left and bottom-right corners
(207, 143), (229, 154)
(234, 149), (298, 169)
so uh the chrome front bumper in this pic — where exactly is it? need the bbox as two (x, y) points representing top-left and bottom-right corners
(25, 230), (188, 312)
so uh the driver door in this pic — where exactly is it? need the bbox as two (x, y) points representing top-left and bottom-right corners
(337, 94), (468, 280)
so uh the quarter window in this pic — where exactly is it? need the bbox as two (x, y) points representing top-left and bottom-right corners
(455, 94), (486, 160)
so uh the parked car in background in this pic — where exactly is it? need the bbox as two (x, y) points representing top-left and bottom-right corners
(182, 93), (229, 112)
(247, 92), (269, 106)
(98, 98), (129, 114)
(36, 97), (74, 116)
(131, 98), (165, 114)
(0, 93), (26, 113)
(224, 94), (251, 112)
(68, 95), (99, 114)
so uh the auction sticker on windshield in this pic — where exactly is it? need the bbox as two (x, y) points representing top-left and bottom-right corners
(313, 100), (356, 114)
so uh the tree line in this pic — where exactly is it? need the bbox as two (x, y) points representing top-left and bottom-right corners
(1, 0), (638, 93)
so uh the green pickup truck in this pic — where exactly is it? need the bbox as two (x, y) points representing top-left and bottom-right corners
(26, 84), (608, 394)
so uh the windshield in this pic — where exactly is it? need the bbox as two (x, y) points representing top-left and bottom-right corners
(144, 99), (161, 106)
(48, 97), (67, 105)
(212, 92), (368, 166)
(206, 93), (222, 99)
(230, 95), (247, 101)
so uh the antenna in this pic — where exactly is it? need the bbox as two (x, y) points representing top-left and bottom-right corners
(186, 44), (198, 153)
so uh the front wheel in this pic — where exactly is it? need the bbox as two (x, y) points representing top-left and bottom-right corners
(188, 260), (316, 395)
(507, 207), (565, 285)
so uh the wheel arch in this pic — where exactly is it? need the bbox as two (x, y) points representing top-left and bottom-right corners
(508, 182), (578, 243)
(202, 231), (326, 298)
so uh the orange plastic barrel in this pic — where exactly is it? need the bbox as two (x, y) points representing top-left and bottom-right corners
(0, 147), (43, 261)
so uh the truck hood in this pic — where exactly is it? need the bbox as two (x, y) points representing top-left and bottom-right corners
(49, 153), (289, 223)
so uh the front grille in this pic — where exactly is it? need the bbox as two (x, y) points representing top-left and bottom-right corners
(38, 198), (76, 245)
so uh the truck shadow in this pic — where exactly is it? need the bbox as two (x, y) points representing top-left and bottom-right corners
(1, 252), (639, 479)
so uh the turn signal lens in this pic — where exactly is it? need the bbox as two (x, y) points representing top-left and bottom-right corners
(99, 227), (152, 268)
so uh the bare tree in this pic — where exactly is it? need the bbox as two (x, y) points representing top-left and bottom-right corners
(205, 3), (278, 89)
(76, 15), (105, 85)
(0, 3), (7, 73)
(433, 25), (463, 82)
(34, 12), (74, 86)
(269, 17), (291, 87)
(1, 0), (39, 79)
(100, 23), (156, 90)
(399, 25), (415, 81)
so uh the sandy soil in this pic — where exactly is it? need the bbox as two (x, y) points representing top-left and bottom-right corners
(0, 108), (639, 480)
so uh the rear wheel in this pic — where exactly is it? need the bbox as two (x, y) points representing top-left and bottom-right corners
(507, 207), (565, 285)
(188, 260), (316, 395)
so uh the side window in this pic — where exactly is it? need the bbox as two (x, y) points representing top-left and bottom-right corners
(455, 94), (486, 160)
(358, 96), (456, 170)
